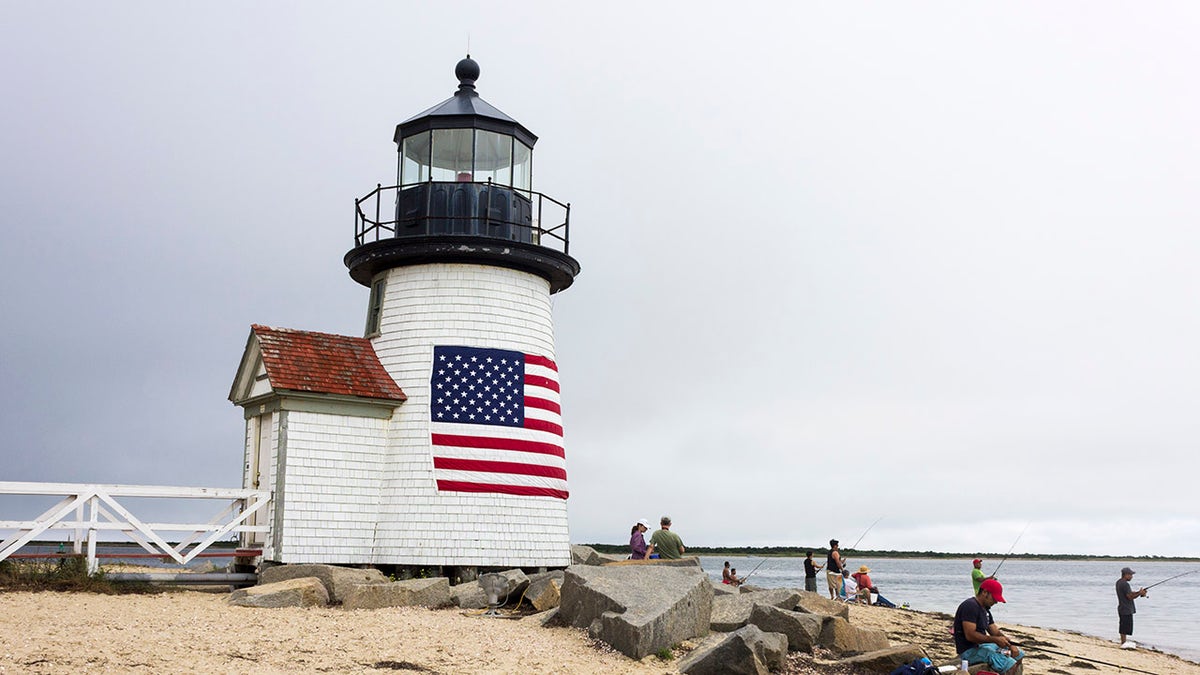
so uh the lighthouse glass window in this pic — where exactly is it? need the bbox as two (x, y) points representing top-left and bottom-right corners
(473, 130), (512, 186)
(400, 132), (431, 186)
(430, 129), (474, 182)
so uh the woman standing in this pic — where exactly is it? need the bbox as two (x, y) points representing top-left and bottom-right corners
(629, 518), (654, 559)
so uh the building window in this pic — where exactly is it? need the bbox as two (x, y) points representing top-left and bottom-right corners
(365, 277), (386, 336)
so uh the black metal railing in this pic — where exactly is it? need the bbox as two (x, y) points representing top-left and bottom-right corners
(354, 179), (570, 254)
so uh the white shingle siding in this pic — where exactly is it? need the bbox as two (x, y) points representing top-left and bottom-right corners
(368, 263), (569, 568)
(273, 410), (388, 564)
(243, 262), (571, 568)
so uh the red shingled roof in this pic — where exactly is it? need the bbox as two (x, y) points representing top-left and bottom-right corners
(251, 325), (406, 402)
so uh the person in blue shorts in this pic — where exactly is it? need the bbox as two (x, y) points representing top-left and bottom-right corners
(953, 578), (1024, 674)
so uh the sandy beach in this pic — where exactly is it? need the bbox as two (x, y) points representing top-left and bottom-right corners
(0, 585), (1196, 674)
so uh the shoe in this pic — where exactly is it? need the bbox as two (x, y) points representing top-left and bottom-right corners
(1120, 641), (1137, 649)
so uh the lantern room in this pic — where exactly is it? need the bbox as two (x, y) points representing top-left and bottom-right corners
(346, 56), (579, 293)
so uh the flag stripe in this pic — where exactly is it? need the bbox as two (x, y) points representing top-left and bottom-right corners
(525, 373), (560, 393)
(432, 432), (565, 459)
(525, 354), (557, 371)
(436, 480), (568, 500)
(524, 417), (564, 436)
(433, 457), (567, 480)
(525, 396), (560, 415)
(428, 445), (567, 470)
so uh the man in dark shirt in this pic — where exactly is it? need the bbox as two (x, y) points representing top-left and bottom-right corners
(803, 551), (823, 593)
(1116, 567), (1148, 648)
(825, 539), (844, 600)
(953, 578), (1024, 674)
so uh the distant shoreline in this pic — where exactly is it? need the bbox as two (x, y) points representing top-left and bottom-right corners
(581, 543), (1200, 562)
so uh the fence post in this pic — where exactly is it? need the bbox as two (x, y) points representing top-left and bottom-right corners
(73, 501), (84, 554)
(86, 494), (99, 575)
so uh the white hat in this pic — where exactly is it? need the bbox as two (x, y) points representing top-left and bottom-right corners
(637, 518), (651, 529)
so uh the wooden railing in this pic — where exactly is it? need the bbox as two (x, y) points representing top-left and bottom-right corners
(0, 482), (270, 574)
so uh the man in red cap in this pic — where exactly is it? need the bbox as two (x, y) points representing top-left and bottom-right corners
(953, 578), (1024, 674)
(971, 558), (986, 594)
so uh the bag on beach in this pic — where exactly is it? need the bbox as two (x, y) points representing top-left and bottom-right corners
(888, 657), (937, 675)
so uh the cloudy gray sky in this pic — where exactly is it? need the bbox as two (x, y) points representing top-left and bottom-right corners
(2, 2), (1197, 557)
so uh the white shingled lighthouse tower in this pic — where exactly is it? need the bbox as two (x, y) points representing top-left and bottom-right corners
(229, 57), (580, 573)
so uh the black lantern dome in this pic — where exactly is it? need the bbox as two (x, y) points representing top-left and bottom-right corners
(346, 57), (579, 293)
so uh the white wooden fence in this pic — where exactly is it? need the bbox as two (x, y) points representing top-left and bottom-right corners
(0, 482), (270, 574)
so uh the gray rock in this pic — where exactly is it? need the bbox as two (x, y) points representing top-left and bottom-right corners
(678, 624), (788, 675)
(819, 616), (890, 654)
(526, 570), (566, 611)
(228, 577), (329, 608)
(450, 569), (530, 609)
(710, 588), (803, 631)
(839, 644), (928, 671)
(342, 577), (452, 610)
(531, 578), (561, 611)
(747, 604), (827, 652)
(794, 590), (850, 620)
(558, 563), (713, 659)
(524, 607), (561, 627)
(710, 580), (739, 596)
(258, 564), (387, 604)
(571, 544), (603, 565)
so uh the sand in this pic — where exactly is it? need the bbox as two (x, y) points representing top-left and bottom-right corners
(0, 587), (1196, 674)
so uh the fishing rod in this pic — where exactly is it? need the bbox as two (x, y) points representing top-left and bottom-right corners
(1012, 644), (1157, 675)
(847, 516), (883, 551)
(990, 521), (1031, 578)
(1142, 568), (1199, 591)
(739, 557), (770, 583)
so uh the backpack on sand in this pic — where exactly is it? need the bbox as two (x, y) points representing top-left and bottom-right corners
(888, 657), (937, 675)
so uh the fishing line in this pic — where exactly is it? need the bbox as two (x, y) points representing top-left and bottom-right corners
(740, 557), (770, 583)
(1142, 568), (1199, 590)
(990, 520), (1031, 577)
(847, 516), (883, 551)
(1013, 645), (1158, 675)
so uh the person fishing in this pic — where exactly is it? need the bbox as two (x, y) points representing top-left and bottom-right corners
(971, 558), (987, 594)
(825, 539), (844, 600)
(953, 578), (1025, 674)
(1116, 567), (1148, 649)
(803, 551), (823, 593)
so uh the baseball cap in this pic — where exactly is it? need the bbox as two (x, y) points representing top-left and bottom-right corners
(637, 518), (651, 529)
(979, 578), (1006, 602)
(1121, 567), (1135, 576)
(830, 539), (839, 547)
(972, 558), (982, 565)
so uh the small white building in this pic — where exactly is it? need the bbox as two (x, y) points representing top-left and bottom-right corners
(229, 57), (580, 573)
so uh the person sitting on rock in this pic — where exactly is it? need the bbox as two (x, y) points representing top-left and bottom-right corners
(722, 561), (734, 583)
(728, 567), (743, 587)
(649, 515), (685, 559)
(629, 519), (654, 560)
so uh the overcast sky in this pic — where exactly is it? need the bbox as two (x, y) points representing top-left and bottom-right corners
(2, 2), (1198, 557)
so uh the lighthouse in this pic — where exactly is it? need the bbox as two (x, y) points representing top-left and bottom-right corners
(229, 57), (579, 573)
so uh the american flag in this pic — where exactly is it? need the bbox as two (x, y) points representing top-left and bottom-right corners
(429, 345), (567, 499)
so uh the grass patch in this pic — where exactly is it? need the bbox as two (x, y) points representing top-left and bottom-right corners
(0, 556), (154, 594)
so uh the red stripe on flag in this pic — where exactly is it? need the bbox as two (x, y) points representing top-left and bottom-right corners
(437, 480), (568, 500)
(523, 418), (563, 436)
(525, 354), (558, 371)
(525, 396), (561, 415)
(433, 457), (567, 480)
(525, 374), (560, 393)
(431, 433), (565, 458)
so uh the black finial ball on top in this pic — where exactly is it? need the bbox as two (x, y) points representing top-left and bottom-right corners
(455, 55), (480, 89)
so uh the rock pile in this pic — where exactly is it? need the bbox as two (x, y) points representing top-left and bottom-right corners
(229, 548), (934, 673)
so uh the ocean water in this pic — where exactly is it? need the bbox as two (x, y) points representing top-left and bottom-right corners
(701, 556), (1200, 664)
